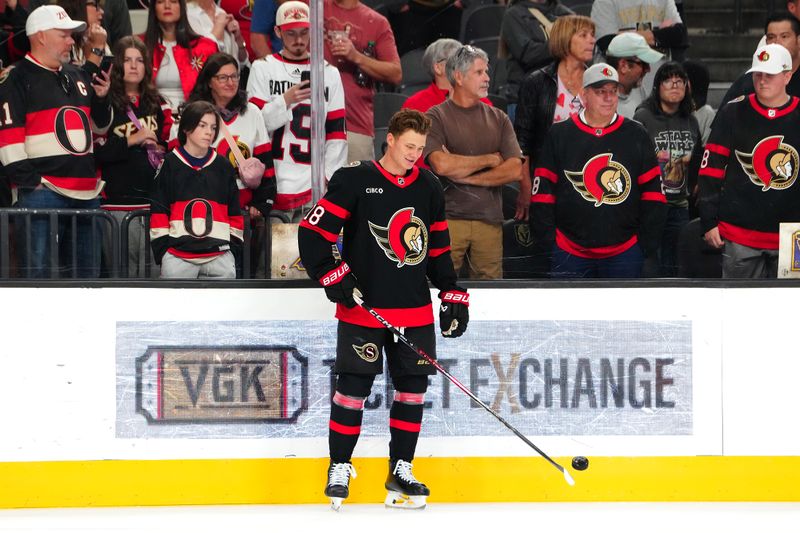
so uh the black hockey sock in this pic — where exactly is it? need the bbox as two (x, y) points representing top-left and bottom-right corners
(388, 391), (425, 462)
(329, 374), (374, 464)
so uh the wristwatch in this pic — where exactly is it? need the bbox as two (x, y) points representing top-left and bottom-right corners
(90, 47), (104, 57)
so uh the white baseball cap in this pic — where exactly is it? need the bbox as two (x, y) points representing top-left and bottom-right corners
(276, 1), (310, 30)
(607, 32), (664, 64)
(747, 43), (792, 75)
(583, 63), (620, 88)
(26, 5), (87, 36)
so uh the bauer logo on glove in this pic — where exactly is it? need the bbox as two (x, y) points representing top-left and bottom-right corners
(439, 288), (469, 338)
(320, 262), (359, 308)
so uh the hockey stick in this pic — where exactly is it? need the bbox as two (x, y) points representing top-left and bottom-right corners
(352, 293), (575, 486)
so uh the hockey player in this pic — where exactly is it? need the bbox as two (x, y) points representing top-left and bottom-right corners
(298, 109), (469, 510)
(529, 63), (667, 278)
(246, 0), (347, 222)
(699, 43), (800, 278)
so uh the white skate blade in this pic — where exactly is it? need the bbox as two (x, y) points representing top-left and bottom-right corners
(330, 497), (344, 511)
(384, 491), (427, 510)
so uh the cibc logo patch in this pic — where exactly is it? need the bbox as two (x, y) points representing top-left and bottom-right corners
(136, 346), (307, 423)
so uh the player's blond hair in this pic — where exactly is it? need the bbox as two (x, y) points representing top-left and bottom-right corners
(387, 109), (431, 137)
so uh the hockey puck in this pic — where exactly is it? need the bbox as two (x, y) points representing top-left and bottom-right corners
(571, 456), (589, 471)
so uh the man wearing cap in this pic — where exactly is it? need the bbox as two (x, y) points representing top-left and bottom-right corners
(0, 5), (112, 278)
(699, 43), (800, 278)
(604, 32), (664, 118)
(529, 63), (666, 278)
(247, 1), (347, 222)
(719, 12), (800, 111)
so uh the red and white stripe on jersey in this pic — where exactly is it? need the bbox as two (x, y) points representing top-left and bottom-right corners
(638, 166), (667, 203)
(299, 198), (351, 243)
(698, 143), (730, 180)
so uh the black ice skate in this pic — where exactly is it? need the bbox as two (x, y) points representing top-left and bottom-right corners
(324, 462), (356, 511)
(384, 459), (430, 510)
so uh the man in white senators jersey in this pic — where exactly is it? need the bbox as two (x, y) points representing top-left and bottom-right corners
(298, 110), (468, 511)
(699, 43), (800, 278)
(247, 0), (347, 221)
(0, 5), (113, 278)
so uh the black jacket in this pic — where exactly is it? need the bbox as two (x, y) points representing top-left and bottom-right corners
(514, 60), (558, 164)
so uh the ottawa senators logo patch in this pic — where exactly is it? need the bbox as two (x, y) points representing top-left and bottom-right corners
(735, 135), (799, 191)
(352, 343), (379, 363)
(564, 153), (632, 206)
(368, 207), (428, 267)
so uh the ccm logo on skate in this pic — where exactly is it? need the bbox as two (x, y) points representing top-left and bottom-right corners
(135, 346), (307, 424)
(321, 262), (350, 286)
(365, 187), (383, 194)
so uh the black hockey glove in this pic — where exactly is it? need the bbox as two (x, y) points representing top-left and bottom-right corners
(320, 262), (358, 308)
(439, 288), (469, 338)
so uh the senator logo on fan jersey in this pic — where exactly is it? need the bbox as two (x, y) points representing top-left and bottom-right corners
(564, 153), (632, 207)
(368, 207), (428, 267)
(735, 135), (799, 191)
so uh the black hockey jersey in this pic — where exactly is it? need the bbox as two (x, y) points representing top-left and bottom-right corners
(95, 95), (173, 209)
(150, 148), (244, 264)
(530, 114), (666, 258)
(698, 94), (800, 250)
(298, 160), (459, 328)
(0, 54), (112, 196)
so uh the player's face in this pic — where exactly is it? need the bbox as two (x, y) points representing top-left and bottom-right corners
(42, 29), (75, 65)
(568, 27), (596, 63)
(155, 0), (180, 25)
(278, 26), (310, 59)
(583, 82), (619, 119)
(209, 63), (240, 105)
(122, 47), (145, 86)
(766, 21), (800, 58)
(456, 58), (490, 99)
(185, 112), (217, 152)
(753, 71), (791, 103)
(386, 129), (426, 172)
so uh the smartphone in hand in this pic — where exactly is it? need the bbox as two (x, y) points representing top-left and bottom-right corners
(300, 70), (311, 90)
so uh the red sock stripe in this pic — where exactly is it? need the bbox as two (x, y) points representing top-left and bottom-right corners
(389, 418), (421, 433)
(329, 420), (361, 435)
(394, 392), (424, 404)
(333, 391), (366, 410)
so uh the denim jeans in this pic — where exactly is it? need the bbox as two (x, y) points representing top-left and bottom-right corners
(16, 188), (101, 278)
(659, 205), (690, 277)
(551, 243), (644, 278)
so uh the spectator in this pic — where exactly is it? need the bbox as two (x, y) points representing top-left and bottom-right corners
(219, 0), (258, 60)
(529, 63), (666, 278)
(404, 38), (494, 113)
(142, 0), (219, 112)
(591, 0), (687, 59)
(247, 1), (347, 221)
(698, 44), (800, 279)
(186, 53), (275, 223)
(425, 45), (523, 279)
(95, 36), (172, 278)
(324, 0), (402, 162)
(634, 61), (701, 277)
(591, 0), (688, 100)
(391, 0), (462, 57)
(683, 59), (714, 144)
(0, 5), (113, 278)
(186, 0), (249, 67)
(150, 100), (243, 278)
(499, 0), (572, 114)
(56, 0), (110, 68)
(605, 32), (663, 117)
(0, 0), (30, 68)
(719, 13), (800, 110)
(515, 15), (595, 227)
(250, 0), (282, 59)
(29, 0), (131, 47)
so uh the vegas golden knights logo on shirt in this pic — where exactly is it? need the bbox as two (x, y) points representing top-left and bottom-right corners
(368, 207), (428, 267)
(226, 138), (252, 169)
(564, 153), (632, 207)
(735, 135), (799, 191)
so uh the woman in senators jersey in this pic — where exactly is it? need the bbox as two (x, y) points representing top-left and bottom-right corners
(96, 36), (173, 278)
